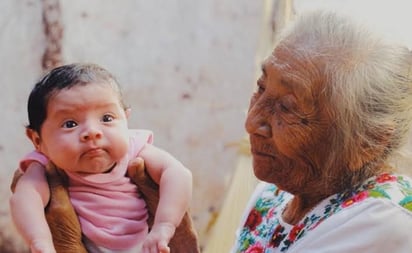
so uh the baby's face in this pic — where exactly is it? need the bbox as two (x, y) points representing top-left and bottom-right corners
(36, 82), (130, 174)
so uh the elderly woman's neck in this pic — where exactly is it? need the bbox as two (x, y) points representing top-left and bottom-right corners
(282, 194), (323, 225)
(282, 163), (393, 225)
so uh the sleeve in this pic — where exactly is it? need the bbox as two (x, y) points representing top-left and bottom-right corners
(128, 129), (154, 158)
(19, 151), (49, 172)
(289, 198), (412, 253)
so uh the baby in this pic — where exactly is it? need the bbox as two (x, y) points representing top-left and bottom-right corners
(9, 63), (193, 253)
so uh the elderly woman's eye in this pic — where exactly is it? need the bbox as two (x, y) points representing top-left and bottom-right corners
(256, 79), (265, 94)
(280, 103), (289, 112)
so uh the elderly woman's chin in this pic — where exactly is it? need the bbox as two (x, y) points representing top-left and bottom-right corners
(251, 157), (278, 182)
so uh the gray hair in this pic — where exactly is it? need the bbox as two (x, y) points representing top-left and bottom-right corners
(277, 11), (412, 175)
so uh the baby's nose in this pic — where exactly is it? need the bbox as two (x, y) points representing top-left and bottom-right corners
(80, 126), (102, 141)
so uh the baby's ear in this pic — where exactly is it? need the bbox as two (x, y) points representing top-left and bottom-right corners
(26, 128), (41, 150)
(125, 108), (131, 119)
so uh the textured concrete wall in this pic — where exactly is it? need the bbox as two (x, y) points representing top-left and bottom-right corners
(0, 0), (262, 251)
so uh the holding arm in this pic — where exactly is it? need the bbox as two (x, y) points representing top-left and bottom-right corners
(9, 162), (55, 253)
(138, 143), (193, 253)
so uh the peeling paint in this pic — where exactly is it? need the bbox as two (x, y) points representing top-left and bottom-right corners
(41, 0), (63, 71)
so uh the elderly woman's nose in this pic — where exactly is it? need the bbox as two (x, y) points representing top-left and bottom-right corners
(245, 112), (272, 137)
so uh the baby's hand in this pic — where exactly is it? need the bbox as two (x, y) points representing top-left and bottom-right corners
(30, 239), (56, 253)
(142, 222), (176, 253)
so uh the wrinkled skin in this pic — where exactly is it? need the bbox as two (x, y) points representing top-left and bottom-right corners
(127, 159), (200, 253)
(11, 159), (200, 253)
(245, 47), (355, 224)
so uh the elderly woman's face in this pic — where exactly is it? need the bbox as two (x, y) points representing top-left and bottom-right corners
(245, 45), (331, 192)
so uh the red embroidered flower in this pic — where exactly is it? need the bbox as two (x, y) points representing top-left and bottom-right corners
(289, 223), (304, 241)
(270, 224), (286, 247)
(376, 173), (397, 183)
(245, 243), (264, 253)
(267, 207), (275, 219)
(342, 191), (369, 207)
(245, 209), (262, 231)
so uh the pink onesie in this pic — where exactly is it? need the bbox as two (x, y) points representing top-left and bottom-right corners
(19, 129), (153, 250)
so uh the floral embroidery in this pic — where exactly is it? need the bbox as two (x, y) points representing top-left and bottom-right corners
(341, 191), (369, 208)
(234, 173), (412, 252)
(270, 224), (286, 248)
(376, 173), (397, 183)
(400, 196), (412, 211)
(245, 243), (264, 253)
(288, 224), (304, 242)
(246, 209), (262, 231)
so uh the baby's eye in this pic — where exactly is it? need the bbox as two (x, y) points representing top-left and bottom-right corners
(102, 114), (114, 122)
(62, 120), (77, 128)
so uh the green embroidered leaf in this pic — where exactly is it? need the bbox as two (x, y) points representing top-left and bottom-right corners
(368, 189), (390, 199)
(399, 196), (412, 211)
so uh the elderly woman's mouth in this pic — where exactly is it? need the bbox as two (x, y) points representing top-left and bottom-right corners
(251, 149), (276, 159)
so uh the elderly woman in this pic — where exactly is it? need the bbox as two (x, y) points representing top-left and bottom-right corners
(231, 11), (412, 252)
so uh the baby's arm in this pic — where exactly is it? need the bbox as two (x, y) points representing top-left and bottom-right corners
(9, 162), (55, 253)
(138, 144), (193, 253)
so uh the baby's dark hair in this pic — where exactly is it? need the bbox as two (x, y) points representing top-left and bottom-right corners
(27, 63), (126, 133)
